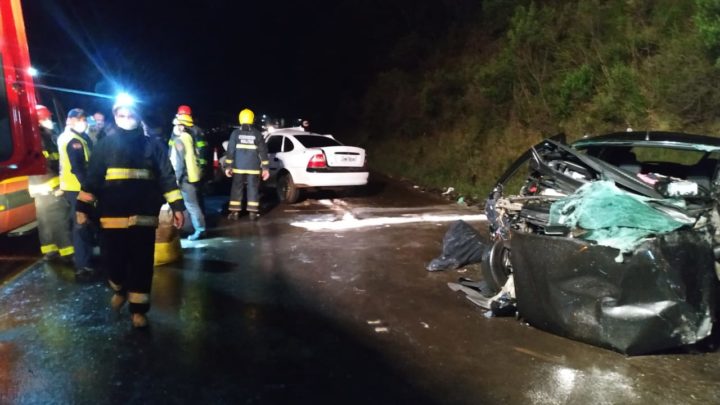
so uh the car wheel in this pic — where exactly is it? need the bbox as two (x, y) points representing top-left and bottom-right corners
(277, 173), (301, 204)
(481, 239), (512, 294)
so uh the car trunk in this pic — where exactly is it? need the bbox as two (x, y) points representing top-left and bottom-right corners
(319, 146), (365, 168)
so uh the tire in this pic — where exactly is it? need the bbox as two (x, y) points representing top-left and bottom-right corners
(481, 240), (512, 294)
(277, 173), (300, 204)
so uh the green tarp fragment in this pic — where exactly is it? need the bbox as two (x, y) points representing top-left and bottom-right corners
(549, 181), (687, 254)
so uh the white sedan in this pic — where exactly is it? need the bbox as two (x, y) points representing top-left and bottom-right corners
(264, 128), (368, 203)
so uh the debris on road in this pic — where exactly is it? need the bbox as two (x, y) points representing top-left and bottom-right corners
(426, 220), (487, 272)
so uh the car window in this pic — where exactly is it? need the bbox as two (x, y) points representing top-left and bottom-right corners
(0, 54), (12, 162)
(266, 136), (282, 154)
(630, 147), (707, 165)
(282, 137), (294, 152)
(294, 135), (341, 148)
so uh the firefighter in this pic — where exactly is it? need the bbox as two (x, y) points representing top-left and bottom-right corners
(175, 105), (210, 179)
(29, 105), (73, 263)
(170, 114), (206, 240)
(225, 108), (270, 220)
(75, 102), (185, 328)
(58, 108), (94, 278)
(175, 105), (210, 213)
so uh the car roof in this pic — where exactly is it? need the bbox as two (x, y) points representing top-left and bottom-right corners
(269, 128), (329, 136)
(572, 131), (720, 152)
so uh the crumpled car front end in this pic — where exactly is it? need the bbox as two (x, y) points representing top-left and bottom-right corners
(482, 132), (720, 354)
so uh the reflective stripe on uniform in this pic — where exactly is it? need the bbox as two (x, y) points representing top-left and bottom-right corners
(225, 159), (233, 164)
(164, 189), (183, 203)
(261, 161), (269, 165)
(128, 292), (150, 304)
(100, 215), (159, 229)
(247, 201), (259, 206)
(236, 144), (257, 150)
(28, 177), (61, 195)
(78, 191), (96, 203)
(232, 169), (260, 175)
(229, 201), (242, 206)
(41, 244), (59, 254)
(59, 246), (74, 256)
(43, 151), (59, 160)
(196, 141), (208, 147)
(105, 168), (154, 181)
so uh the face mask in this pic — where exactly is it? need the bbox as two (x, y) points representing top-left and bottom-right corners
(73, 121), (88, 133)
(173, 125), (184, 136)
(39, 119), (54, 130)
(116, 117), (138, 131)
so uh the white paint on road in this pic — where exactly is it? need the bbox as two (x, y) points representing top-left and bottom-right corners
(291, 212), (487, 231)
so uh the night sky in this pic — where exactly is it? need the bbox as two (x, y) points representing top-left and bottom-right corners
(22, 0), (475, 129)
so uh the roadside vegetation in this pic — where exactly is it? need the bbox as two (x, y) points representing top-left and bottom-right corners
(345, 0), (720, 200)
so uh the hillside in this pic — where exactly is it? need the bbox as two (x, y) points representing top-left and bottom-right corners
(346, 0), (720, 199)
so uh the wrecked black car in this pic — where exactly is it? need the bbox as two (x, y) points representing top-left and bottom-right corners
(480, 131), (720, 355)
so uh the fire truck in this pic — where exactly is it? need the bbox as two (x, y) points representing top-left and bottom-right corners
(0, 0), (44, 234)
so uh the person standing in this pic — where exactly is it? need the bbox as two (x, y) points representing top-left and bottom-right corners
(57, 108), (94, 279)
(75, 102), (185, 328)
(87, 111), (105, 145)
(170, 114), (206, 240)
(29, 105), (74, 263)
(175, 105), (210, 212)
(225, 108), (270, 220)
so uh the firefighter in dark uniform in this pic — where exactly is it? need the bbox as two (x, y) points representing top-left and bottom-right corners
(225, 108), (270, 220)
(58, 108), (94, 278)
(30, 105), (74, 262)
(75, 103), (185, 328)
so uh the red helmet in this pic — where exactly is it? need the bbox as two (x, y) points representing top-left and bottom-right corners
(177, 105), (192, 116)
(36, 105), (52, 121)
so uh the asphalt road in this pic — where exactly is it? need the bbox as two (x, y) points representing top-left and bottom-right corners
(0, 176), (718, 404)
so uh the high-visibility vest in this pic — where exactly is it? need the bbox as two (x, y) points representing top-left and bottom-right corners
(57, 131), (90, 191)
(170, 132), (201, 183)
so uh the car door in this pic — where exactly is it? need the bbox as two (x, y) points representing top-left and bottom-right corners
(265, 135), (283, 184)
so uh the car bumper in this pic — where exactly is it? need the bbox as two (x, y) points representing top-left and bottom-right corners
(294, 171), (369, 188)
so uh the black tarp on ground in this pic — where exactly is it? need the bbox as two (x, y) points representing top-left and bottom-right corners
(427, 220), (487, 272)
(510, 229), (717, 355)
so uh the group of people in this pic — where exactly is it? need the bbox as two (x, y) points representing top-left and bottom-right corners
(30, 100), (276, 328)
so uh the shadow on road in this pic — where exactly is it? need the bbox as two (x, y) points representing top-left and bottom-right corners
(0, 232), (445, 404)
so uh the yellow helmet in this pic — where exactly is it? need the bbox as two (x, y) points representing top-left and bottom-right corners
(173, 114), (194, 127)
(238, 108), (255, 125)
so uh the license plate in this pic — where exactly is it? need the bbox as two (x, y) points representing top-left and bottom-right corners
(339, 156), (357, 163)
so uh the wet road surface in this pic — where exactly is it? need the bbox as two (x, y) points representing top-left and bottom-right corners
(0, 177), (719, 404)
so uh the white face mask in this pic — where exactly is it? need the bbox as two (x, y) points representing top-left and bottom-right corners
(73, 121), (88, 134)
(116, 117), (138, 131)
(39, 119), (54, 130)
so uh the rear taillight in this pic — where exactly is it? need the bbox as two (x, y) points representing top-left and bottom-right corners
(307, 152), (327, 169)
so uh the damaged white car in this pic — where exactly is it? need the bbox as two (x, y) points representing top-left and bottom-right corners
(461, 131), (720, 354)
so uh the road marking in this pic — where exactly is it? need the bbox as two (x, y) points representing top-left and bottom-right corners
(291, 213), (487, 231)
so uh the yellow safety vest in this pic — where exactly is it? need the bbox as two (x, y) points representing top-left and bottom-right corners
(57, 130), (90, 191)
(171, 132), (201, 183)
